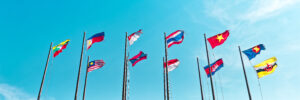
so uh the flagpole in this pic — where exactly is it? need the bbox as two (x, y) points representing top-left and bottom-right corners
(82, 56), (90, 100)
(164, 32), (170, 100)
(122, 32), (128, 100)
(74, 32), (86, 100)
(37, 42), (52, 100)
(238, 46), (252, 100)
(196, 57), (204, 100)
(204, 34), (215, 100)
(163, 57), (166, 100)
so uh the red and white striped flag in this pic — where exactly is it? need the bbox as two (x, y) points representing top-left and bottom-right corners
(88, 60), (105, 72)
(128, 29), (142, 45)
(164, 59), (180, 72)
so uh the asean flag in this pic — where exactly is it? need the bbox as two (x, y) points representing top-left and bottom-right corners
(87, 32), (104, 50)
(207, 30), (229, 49)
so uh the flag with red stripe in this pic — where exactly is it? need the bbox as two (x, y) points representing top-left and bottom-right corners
(88, 60), (105, 72)
(129, 51), (147, 66)
(164, 59), (180, 72)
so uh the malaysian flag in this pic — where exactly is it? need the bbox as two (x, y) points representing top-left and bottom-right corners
(88, 60), (105, 72)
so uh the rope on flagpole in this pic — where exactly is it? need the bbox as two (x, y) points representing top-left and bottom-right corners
(126, 44), (130, 100)
(217, 73), (224, 100)
(169, 77), (173, 100)
(213, 75), (218, 100)
(247, 59), (264, 100)
(206, 77), (211, 100)
(127, 66), (130, 100)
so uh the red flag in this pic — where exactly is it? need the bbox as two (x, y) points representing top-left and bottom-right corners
(207, 30), (230, 49)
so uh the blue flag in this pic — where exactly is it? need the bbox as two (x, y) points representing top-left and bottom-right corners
(242, 44), (265, 60)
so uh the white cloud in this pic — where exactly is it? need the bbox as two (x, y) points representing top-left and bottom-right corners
(243, 0), (300, 22)
(203, 0), (300, 24)
(0, 83), (55, 100)
(0, 84), (35, 100)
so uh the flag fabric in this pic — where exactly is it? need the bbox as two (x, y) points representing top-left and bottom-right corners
(88, 60), (105, 72)
(204, 59), (224, 77)
(53, 39), (70, 57)
(128, 29), (142, 45)
(129, 51), (147, 66)
(164, 59), (180, 72)
(243, 44), (265, 60)
(166, 30), (184, 48)
(87, 32), (104, 50)
(207, 30), (230, 49)
(254, 57), (277, 78)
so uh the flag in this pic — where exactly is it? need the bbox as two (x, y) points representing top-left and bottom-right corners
(87, 32), (104, 50)
(207, 30), (230, 49)
(166, 30), (184, 48)
(88, 60), (105, 72)
(129, 51), (147, 66)
(164, 59), (180, 72)
(128, 29), (142, 45)
(53, 39), (70, 57)
(204, 59), (224, 77)
(254, 57), (277, 78)
(243, 44), (265, 60)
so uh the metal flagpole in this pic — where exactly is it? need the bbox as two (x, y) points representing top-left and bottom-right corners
(163, 57), (166, 100)
(204, 34), (215, 100)
(37, 42), (52, 100)
(122, 32), (128, 100)
(164, 32), (170, 100)
(82, 56), (90, 100)
(196, 57), (204, 100)
(74, 32), (86, 100)
(238, 46), (252, 100)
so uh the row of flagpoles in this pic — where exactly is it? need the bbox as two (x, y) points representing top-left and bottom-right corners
(37, 29), (278, 100)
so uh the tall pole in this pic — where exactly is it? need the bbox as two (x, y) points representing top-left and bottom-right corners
(164, 32), (170, 100)
(37, 42), (52, 100)
(196, 57), (204, 100)
(74, 32), (86, 100)
(82, 56), (90, 100)
(204, 34), (215, 100)
(238, 46), (252, 100)
(122, 32), (128, 100)
(163, 57), (166, 100)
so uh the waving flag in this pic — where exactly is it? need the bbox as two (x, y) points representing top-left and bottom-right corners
(254, 57), (277, 78)
(207, 30), (229, 49)
(87, 32), (104, 50)
(164, 59), (180, 72)
(243, 44), (265, 60)
(166, 30), (184, 48)
(53, 39), (70, 57)
(204, 59), (224, 77)
(88, 60), (105, 72)
(129, 51), (147, 66)
(128, 29), (142, 45)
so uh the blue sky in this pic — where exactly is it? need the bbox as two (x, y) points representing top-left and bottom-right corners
(1, 0), (300, 100)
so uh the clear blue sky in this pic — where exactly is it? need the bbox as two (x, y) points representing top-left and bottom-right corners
(1, 0), (300, 100)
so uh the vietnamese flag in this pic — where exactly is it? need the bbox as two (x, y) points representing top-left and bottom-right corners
(207, 30), (230, 49)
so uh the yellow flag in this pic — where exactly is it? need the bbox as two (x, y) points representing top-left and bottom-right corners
(254, 57), (277, 78)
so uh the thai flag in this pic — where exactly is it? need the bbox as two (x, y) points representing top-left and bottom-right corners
(166, 30), (184, 48)
(129, 51), (147, 66)
(87, 32), (104, 50)
(128, 29), (142, 45)
(204, 58), (224, 77)
(164, 59), (180, 72)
